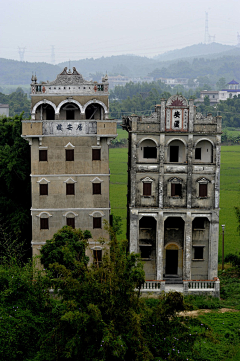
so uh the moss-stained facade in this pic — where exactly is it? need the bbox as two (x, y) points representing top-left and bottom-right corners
(122, 95), (221, 288)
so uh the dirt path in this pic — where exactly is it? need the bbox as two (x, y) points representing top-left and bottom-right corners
(178, 308), (239, 317)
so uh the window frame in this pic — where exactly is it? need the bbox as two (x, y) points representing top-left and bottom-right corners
(93, 249), (102, 265)
(40, 218), (49, 230)
(39, 150), (48, 162)
(169, 145), (179, 162)
(199, 183), (208, 198)
(195, 148), (201, 160)
(93, 183), (101, 195)
(143, 182), (152, 196)
(66, 183), (75, 195)
(171, 183), (182, 197)
(92, 149), (101, 161)
(67, 217), (75, 229)
(93, 217), (102, 229)
(39, 183), (48, 196)
(65, 149), (74, 161)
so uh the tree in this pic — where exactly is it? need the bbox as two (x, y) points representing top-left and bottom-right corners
(0, 114), (32, 262)
(204, 95), (210, 106)
(216, 77), (226, 90)
(40, 226), (90, 276)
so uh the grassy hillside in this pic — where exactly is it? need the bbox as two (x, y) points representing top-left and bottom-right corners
(109, 130), (240, 257)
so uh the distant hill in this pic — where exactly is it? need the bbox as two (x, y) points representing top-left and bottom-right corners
(0, 58), (61, 85)
(154, 43), (235, 62)
(58, 55), (158, 78)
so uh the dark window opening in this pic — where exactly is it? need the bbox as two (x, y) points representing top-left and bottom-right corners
(143, 182), (151, 196)
(39, 150), (48, 162)
(93, 183), (101, 195)
(143, 147), (157, 159)
(92, 149), (101, 160)
(46, 106), (55, 120)
(140, 246), (152, 259)
(195, 148), (201, 160)
(199, 183), (207, 197)
(171, 183), (182, 197)
(66, 183), (75, 195)
(40, 184), (48, 196)
(66, 110), (75, 120)
(40, 218), (48, 230)
(66, 149), (74, 161)
(93, 250), (102, 264)
(67, 217), (75, 229)
(193, 218), (205, 229)
(86, 104), (101, 120)
(93, 217), (101, 229)
(194, 247), (204, 259)
(170, 146), (179, 162)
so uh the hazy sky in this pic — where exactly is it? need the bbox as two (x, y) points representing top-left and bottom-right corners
(1, 0), (240, 63)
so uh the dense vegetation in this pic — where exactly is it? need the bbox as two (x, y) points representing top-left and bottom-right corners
(1, 225), (240, 360)
(0, 114), (32, 262)
(0, 88), (31, 117)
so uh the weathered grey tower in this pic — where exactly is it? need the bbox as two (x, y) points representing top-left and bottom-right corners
(22, 67), (117, 261)
(122, 95), (221, 284)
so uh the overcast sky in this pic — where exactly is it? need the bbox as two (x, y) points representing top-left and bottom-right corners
(1, 0), (240, 64)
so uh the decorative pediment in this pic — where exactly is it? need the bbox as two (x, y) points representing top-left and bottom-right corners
(197, 177), (211, 183)
(36, 212), (52, 218)
(37, 178), (50, 183)
(64, 142), (75, 148)
(63, 211), (79, 217)
(63, 177), (77, 183)
(49, 67), (85, 86)
(90, 177), (103, 183)
(166, 95), (188, 107)
(89, 211), (105, 217)
(168, 177), (183, 183)
(141, 176), (154, 183)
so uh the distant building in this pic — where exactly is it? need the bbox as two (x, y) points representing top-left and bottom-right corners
(0, 104), (9, 117)
(195, 91), (219, 105)
(218, 79), (240, 101)
(195, 80), (240, 105)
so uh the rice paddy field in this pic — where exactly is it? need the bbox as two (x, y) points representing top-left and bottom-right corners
(109, 129), (240, 258)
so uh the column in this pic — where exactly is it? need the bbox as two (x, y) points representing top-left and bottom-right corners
(184, 212), (192, 280)
(129, 209), (139, 253)
(156, 212), (164, 280)
(209, 210), (219, 279)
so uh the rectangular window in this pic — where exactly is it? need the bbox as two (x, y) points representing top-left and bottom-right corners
(93, 250), (102, 264)
(193, 247), (204, 260)
(93, 217), (101, 229)
(193, 218), (205, 229)
(66, 149), (74, 161)
(92, 149), (101, 161)
(40, 184), (48, 195)
(39, 150), (48, 162)
(40, 218), (48, 230)
(143, 147), (157, 159)
(66, 110), (75, 120)
(140, 246), (152, 259)
(199, 183), (207, 197)
(67, 218), (75, 229)
(171, 183), (182, 197)
(195, 148), (201, 160)
(93, 183), (101, 195)
(170, 146), (179, 162)
(66, 183), (75, 195)
(143, 182), (151, 196)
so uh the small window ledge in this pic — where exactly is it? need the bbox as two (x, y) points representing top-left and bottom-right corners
(192, 259), (204, 261)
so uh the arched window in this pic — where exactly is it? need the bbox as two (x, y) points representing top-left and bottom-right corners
(168, 140), (186, 163)
(85, 103), (104, 120)
(195, 140), (213, 163)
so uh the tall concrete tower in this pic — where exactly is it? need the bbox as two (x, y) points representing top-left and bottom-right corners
(22, 67), (117, 262)
(122, 95), (221, 288)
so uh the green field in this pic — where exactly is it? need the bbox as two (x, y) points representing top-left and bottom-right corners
(109, 130), (240, 256)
